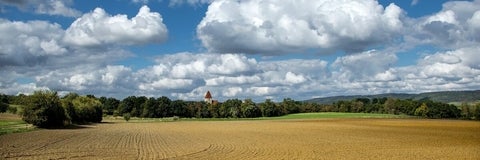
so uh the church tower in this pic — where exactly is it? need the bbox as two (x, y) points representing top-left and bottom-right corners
(204, 91), (213, 104)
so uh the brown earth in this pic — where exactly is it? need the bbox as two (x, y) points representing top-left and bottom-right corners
(1, 119), (479, 159)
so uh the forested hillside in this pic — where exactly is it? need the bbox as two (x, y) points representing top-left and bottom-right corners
(305, 90), (480, 104)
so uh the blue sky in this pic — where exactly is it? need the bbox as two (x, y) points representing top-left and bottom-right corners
(1, 0), (479, 102)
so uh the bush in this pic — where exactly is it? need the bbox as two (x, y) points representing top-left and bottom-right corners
(172, 116), (179, 121)
(62, 95), (103, 124)
(414, 103), (428, 118)
(22, 90), (67, 128)
(7, 105), (17, 114)
(0, 102), (8, 113)
(123, 113), (131, 122)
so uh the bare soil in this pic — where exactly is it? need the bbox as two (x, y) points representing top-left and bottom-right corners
(1, 119), (479, 159)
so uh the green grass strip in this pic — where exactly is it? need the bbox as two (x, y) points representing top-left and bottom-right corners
(105, 112), (413, 123)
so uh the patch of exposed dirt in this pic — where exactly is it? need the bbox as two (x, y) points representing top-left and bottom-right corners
(1, 119), (479, 159)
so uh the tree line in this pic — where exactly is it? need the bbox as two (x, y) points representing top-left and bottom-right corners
(1, 91), (479, 128)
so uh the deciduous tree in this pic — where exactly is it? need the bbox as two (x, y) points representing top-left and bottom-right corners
(23, 90), (66, 128)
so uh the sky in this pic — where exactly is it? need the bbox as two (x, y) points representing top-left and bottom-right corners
(0, 0), (479, 102)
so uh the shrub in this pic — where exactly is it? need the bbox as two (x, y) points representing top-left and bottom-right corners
(7, 105), (17, 114)
(62, 95), (103, 124)
(22, 90), (67, 128)
(172, 116), (180, 121)
(0, 102), (8, 113)
(414, 103), (428, 118)
(123, 113), (131, 122)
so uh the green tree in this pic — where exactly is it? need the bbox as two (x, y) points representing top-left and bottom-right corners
(141, 97), (156, 118)
(0, 102), (8, 113)
(335, 100), (352, 112)
(414, 103), (429, 118)
(0, 93), (10, 112)
(383, 98), (397, 114)
(282, 98), (300, 114)
(260, 99), (283, 117)
(192, 101), (209, 118)
(118, 96), (137, 115)
(61, 93), (79, 123)
(100, 97), (119, 115)
(474, 104), (480, 120)
(10, 93), (29, 105)
(207, 103), (220, 118)
(299, 102), (320, 113)
(222, 99), (242, 118)
(7, 105), (17, 114)
(22, 90), (67, 128)
(0, 93), (9, 104)
(241, 99), (261, 118)
(72, 96), (103, 123)
(171, 100), (187, 117)
(157, 96), (172, 117)
(61, 99), (76, 124)
(460, 103), (473, 119)
(351, 101), (364, 113)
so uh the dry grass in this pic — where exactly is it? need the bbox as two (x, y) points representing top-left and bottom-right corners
(1, 119), (479, 159)
(0, 113), (22, 121)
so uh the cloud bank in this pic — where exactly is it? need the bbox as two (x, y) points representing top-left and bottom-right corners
(1, 0), (480, 102)
(197, 0), (403, 54)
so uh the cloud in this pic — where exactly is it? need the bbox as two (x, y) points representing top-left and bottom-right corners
(0, 6), (164, 98)
(64, 5), (168, 47)
(145, 53), (330, 100)
(132, 0), (150, 4)
(197, 0), (403, 54)
(332, 50), (398, 81)
(36, 0), (81, 17)
(0, 82), (49, 95)
(2, 48), (480, 101)
(33, 64), (137, 98)
(0, 19), (66, 67)
(2, 0), (480, 102)
(411, 0), (419, 6)
(169, 0), (213, 7)
(0, 0), (81, 17)
(406, 0), (480, 49)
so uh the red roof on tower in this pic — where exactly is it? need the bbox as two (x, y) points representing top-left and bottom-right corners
(205, 91), (212, 99)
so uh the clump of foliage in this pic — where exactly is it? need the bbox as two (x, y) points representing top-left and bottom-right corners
(123, 113), (131, 122)
(7, 105), (17, 114)
(172, 116), (179, 121)
(414, 103), (428, 117)
(22, 90), (67, 128)
(61, 93), (103, 124)
(0, 93), (9, 112)
(0, 102), (8, 113)
(2, 89), (478, 123)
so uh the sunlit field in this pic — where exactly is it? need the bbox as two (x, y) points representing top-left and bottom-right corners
(1, 114), (479, 159)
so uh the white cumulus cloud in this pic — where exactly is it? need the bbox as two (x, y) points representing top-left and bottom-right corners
(0, 19), (66, 67)
(64, 5), (168, 47)
(407, 0), (480, 48)
(197, 0), (403, 54)
(332, 50), (397, 81)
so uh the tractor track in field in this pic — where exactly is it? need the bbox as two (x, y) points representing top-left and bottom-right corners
(1, 119), (479, 159)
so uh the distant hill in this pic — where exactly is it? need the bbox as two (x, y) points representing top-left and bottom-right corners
(305, 90), (480, 104)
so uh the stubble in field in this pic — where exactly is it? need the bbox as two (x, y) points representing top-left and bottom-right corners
(1, 119), (479, 159)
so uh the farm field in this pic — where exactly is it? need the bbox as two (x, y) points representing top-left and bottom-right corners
(1, 118), (479, 159)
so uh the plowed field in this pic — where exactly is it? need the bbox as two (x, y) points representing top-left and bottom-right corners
(1, 119), (479, 159)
